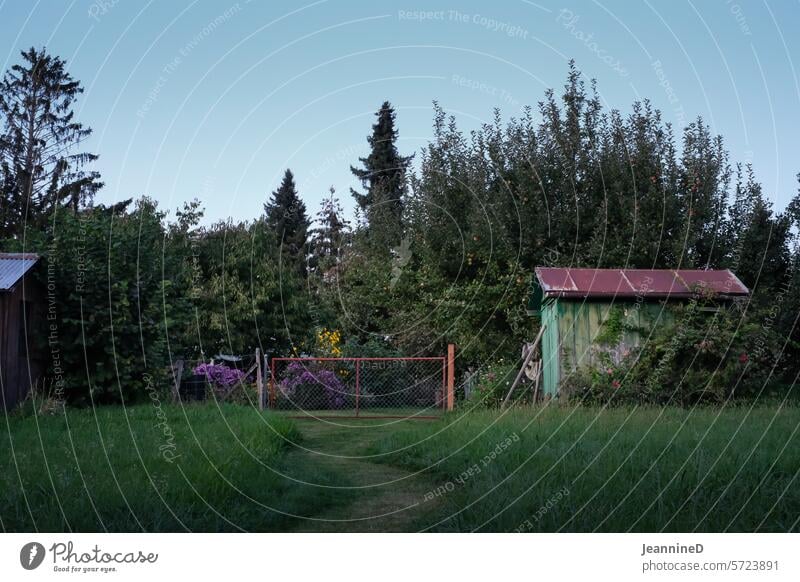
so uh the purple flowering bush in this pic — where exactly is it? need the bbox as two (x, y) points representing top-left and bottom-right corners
(194, 363), (247, 386)
(193, 363), (250, 401)
(278, 361), (348, 409)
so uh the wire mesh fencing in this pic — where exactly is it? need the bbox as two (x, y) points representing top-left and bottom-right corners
(269, 357), (447, 418)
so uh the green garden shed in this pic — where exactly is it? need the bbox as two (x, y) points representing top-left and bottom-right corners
(531, 267), (749, 398)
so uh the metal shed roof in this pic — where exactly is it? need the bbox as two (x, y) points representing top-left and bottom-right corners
(0, 253), (40, 291)
(534, 267), (749, 300)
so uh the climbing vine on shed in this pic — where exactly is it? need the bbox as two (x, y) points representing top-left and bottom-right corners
(594, 306), (643, 345)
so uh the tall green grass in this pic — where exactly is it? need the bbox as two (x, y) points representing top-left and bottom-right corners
(0, 404), (351, 532)
(5, 403), (798, 532)
(367, 404), (800, 532)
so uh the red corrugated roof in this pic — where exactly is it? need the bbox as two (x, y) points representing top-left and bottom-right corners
(535, 267), (748, 299)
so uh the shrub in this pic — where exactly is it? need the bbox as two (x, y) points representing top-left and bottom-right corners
(462, 361), (520, 409)
(193, 363), (247, 388)
(17, 199), (198, 405)
(278, 361), (348, 409)
(563, 298), (787, 406)
(341, 336), (402, 358)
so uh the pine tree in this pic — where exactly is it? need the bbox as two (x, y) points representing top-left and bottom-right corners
(0, 47), (102, 238)
(350, 101), (412, 249)
(309, 186), (349, 275)
(264, 169), (309, 275)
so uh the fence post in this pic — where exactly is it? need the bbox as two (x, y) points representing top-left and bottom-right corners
(269, 357), (276, 408)
(256, 348), (264, 411)
(172, 359), (184, 404)
(268, 352), (272, 408)
(447, 344), (455, 411)
(355, 359), (361, 417)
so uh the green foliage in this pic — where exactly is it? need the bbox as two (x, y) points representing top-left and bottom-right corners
(461, 360), (519, 409)
(264, 168), (309, 276)
(308, 186), (349, 277)
(193, 218), (313, 356)
(594, 306), (625, 345)
(326, 64), (800, 385)
(563, 297), (789, 405)
(350, 101), (413, 249)
(341, 335), (401, 358)
(0, 47), (101, 237)
(17, 199), (198, 404)
(2, 195), (317, 405)
(2, 53), (799, 407)
(729, 164), (793, 300)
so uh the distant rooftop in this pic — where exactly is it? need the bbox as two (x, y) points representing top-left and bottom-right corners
(0, 253), (40, 291)
(534, 267), (749, 300)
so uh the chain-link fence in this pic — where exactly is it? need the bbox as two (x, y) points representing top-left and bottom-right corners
(269, 357), (447, 418)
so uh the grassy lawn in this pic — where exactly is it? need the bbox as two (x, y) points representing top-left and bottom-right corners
(2, 403), (799, 532)
(0, 404), (355, 532)
(367, 404), (800, 532)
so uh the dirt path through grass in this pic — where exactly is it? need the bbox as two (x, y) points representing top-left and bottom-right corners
(280, 419), (443, 532)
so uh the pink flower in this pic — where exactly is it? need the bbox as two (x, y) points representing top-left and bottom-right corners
(739, 352), (749, 363)
(612, 380), (621, 389)
(606, 368), (614, 375)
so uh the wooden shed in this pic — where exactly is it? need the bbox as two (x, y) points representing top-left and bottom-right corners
(0, 253), (44, 410)
(531, 267), (749, 398)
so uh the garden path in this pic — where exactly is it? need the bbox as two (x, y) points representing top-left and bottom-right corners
(280, 419), (443, 532)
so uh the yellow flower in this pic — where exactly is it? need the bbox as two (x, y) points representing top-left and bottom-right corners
(315, 327), (343, 357)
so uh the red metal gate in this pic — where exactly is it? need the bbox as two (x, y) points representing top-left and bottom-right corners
(269, 356), (451, 418)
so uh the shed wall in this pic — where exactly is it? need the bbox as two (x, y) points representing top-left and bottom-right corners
(540, 298), (674, 397)
(0, 272), (44, 410)
(540, 300), (560, 397)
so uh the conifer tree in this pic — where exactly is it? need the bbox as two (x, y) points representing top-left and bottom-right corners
(350, 101), (412, 249)
(0, 47), (102, 237)
(309, 186), (349, 275)
(264, 169), (309, 275)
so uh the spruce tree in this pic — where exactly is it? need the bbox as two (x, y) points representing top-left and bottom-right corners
(0, 47), (102, 238)
(350, 101), (412, 249)
(264, 169), (310, 275)
(309, 186), (349, 275)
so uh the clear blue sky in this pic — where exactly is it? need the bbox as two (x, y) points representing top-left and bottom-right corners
(1, 0), (798, 223)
